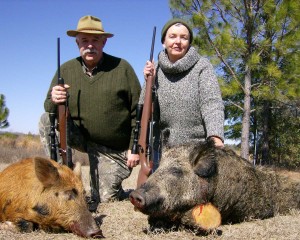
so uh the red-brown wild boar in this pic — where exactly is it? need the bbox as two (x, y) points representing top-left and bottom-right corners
(0, 157), (103, 238)
(130, 140), (300, 230)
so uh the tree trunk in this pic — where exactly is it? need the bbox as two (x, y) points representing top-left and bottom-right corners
(261, 101), (271, 165)
(240, 65), (251, 160)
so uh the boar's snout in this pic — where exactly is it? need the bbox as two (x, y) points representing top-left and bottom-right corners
(129, 190), (146, 210)
(70, 222), (104, 238)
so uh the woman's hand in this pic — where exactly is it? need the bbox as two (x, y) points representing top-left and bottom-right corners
(210, 136), (224, 148)
(143, 60), (155, 80)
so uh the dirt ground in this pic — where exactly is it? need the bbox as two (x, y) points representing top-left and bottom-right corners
(0, 163), (300, 240)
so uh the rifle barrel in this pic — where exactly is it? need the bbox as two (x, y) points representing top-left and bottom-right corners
(57, 38), (61, 80)
(149, 27), (156, 61)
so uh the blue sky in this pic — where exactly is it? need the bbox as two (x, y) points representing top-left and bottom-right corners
(0, 0), (172, 134)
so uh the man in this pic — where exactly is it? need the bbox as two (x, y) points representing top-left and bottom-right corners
(39, 15), (141, 211)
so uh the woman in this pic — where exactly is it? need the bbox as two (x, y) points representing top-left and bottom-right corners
(140, 18), (224, 160)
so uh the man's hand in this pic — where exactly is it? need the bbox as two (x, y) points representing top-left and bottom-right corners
(126, 149), (140, 168)
(51, 84), (70, 104)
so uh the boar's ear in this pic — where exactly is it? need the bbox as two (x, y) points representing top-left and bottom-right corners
(34, 157), (60, 188)
(73, 161), (82, 178)
(189, 140), (217, 178)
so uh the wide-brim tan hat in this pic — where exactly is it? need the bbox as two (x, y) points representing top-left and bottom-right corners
(67, 15), (114, 38)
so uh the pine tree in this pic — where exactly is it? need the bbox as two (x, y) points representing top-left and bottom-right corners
(0, 94), (9, 129)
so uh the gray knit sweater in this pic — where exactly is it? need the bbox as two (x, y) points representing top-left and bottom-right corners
(139, 46), (224, 149)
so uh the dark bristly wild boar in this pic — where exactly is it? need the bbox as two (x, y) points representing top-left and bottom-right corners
(130, 139), (300, 231)
(0, 157), (103, 238)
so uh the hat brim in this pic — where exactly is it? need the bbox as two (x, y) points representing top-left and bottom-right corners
(67, 30), (114, 38)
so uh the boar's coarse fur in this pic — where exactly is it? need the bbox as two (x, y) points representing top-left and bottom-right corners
(130, 140), (300, 229)
(0, 157), (103, 238)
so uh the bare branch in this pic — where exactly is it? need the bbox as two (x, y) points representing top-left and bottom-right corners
(229, 0), (244, 22)
(212, 1), (230, 25)
(227, 99), (244, 111)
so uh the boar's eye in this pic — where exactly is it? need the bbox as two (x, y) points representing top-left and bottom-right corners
(169, 167), (183, 177)
(65, 188), (78, 200)
(32, 203), (50, 216)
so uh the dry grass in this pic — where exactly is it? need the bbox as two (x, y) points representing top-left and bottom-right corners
(0, 133), (299, 240)
(0, 132), (89, 165)
(0, 133), (46, 164)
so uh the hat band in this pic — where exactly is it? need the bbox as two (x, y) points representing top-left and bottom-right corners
(77, 27), (104, 32)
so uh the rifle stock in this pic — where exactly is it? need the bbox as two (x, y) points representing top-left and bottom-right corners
(57, 38), (73, 169)
(136, 27), (156, 188)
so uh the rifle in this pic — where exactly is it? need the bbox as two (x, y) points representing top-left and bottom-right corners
(57, 38), (73, 169)
(133, 27), (156, 188)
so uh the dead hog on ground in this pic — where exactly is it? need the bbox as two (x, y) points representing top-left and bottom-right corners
(0, 157), (103, 238)
(130, 140), (300, 231)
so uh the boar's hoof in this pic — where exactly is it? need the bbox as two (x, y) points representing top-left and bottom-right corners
(129, 191), (145, 210)
(70, 222), (104, 238)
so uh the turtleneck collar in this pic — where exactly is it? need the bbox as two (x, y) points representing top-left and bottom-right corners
(158, 46), (200, 74)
